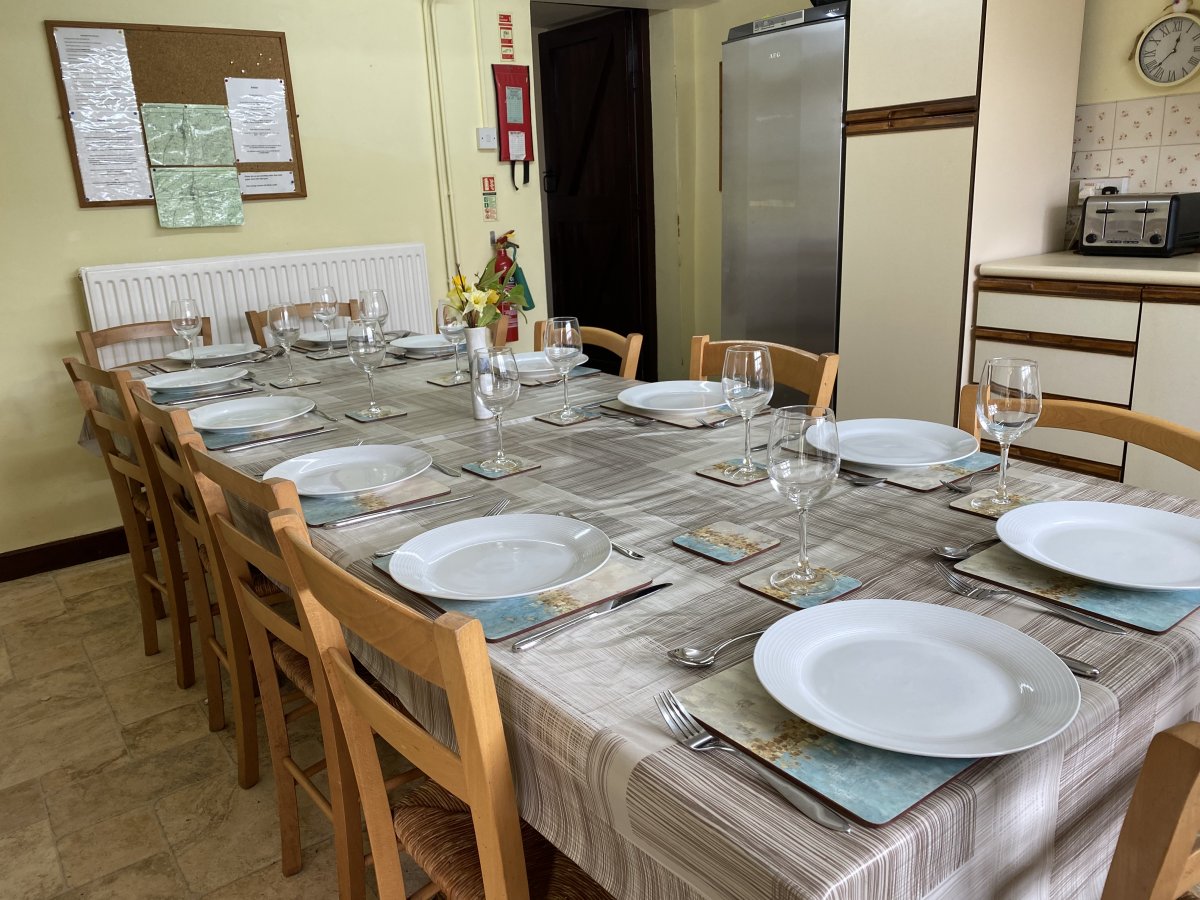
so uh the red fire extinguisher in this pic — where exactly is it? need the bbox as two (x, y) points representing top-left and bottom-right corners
(494, 231), (519, 342)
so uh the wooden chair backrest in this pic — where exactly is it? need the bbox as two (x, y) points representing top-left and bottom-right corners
(276, 526), (530, 900)
(132, 394), (209, 550)
(956, 384), (1200, 471)
(245, 302), (354, 346)
(63, 357), (153, 494)
(77, 318), (213, 368)
(533, 320), (643, 379)
(689, 335), (839, 406)
(1103, 721), (1200, 899)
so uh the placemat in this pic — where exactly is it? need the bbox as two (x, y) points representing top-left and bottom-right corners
(677, 660), (977, 827)
(519, 365), (601, 387)
(302, 476), (450, 528)
(199, 413), (335, 451)
(696, 459), (769, 486)
(948, 468), (1080, 520)
(426, 371), (472, 387)
(674, 521), (779, 563)
(346, 406), (407, 423)
(370, 557), (649, 642)
(955, 543), (1200, 634)
(463, 459), (542, 479)
(842, 452), (1001, 492)
(269, 374), (321, 389)
(739, 562), (861, 608)
(534, 409), (601, 427)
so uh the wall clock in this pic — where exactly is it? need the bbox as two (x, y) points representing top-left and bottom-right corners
(1136, 6), (1200, 87)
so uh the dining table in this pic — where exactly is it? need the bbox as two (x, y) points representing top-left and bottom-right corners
(154, 343), (1200, 900)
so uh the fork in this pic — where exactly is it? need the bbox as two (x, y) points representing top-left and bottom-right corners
(599, 410), (655, 426)
(372, 497), (509, 557)
(696, 415), (737, 429)
(654, 691), (852, 833)
(556, 512), (645, 560)
(933, 562), (1126, 634)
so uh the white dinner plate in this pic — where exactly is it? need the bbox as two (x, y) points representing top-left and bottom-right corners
(390, 334), (453, 351)
(617, 381), (726, 414)
(167, 343), (262, 365)
(143, 367), (247, 392)
(189, 396), (315, 432)
(513, 351), (589, 376)
(388, 513), (611, 602)
(996, 500), (1200, 591)
(298, 327), (348, 346)
(834, 419), (979, 468)
(754, 599), (1080, 758)
(263, 445), (432, 497)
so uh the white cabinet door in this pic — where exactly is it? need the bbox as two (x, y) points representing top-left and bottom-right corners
(1126, 303), (1200, 500)
(838, 127), (974, 424)
(846, 0), (983, 110)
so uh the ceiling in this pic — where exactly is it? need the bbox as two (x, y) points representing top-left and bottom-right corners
(530, 0), (714, 30)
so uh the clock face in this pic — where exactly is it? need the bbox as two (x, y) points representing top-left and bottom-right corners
(1138, 15), (1200, 86)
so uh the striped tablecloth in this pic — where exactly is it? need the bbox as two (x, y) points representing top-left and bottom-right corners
(218, 350), (1200, 900)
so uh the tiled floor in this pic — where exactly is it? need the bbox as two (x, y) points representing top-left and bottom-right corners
(0, 555), (430, 898)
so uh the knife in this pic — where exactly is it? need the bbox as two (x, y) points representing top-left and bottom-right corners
(512, 582), (672, 652)
(327, 493), (477, 529)
(159, 387), (257, 406)
(431, 461), (462, 478)
(217, 426), (332, 453)
(1058, 654), (1101, 679)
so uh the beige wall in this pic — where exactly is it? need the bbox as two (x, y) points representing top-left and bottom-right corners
(0, 0), (543, 553)
(1077, 0), (1182, 104)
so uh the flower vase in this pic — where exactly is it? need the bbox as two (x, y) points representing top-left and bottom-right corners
(465, 326), (494, 420)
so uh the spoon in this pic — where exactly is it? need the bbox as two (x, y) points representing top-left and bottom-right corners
(932, 537), (1000, 560)
(667, 631), (764, 667)
(942, 472), (984, 493)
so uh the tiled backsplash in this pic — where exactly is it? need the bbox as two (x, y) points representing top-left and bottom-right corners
(1065, 93), (1200, 246)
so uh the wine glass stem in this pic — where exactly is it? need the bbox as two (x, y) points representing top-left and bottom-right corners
(742, 416), (753, 469)
(494, 412), (506, 461)
(366, 370), (378, 409)
(285, 347), (295, 380)
(324, 323), (333, 350)
(996, 441), (1012, 502)
(561, 372), (571, 412)
(188, 337), (196, 369)
(452, 342), (461, 377)
(796, 507), (814, 578)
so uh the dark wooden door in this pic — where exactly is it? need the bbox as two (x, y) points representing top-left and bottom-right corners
(538, 10), (656, 379)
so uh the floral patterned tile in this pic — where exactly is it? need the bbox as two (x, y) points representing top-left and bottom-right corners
(1162, 93), (1200, 146)
(1071, 150), (1111, 179)
(1113, 97), (1166, 149)
(1073, 102), (1115, 152)
(1156, 143), (1200, 191)
(1111, 148), (1160, 192)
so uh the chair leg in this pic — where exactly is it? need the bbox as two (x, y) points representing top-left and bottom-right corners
(160, 546), (195, 690)
(321, 703), (366, 899)
(216, 585), (261, 789)
(124, 521), (161, 656)
(188, 546), (225, 730)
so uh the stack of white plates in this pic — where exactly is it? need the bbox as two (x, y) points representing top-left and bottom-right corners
(189, 396), (315, 431)
(144, 367), (249, 400)
(513, 352), (589, 377)
(263, 445), (432, 496)
(616, 380), (726, 414)
(297, 327), (348, 348)
(167, 343), (262, 367)
(390, 334), (455, 358)
(835, 419), (979, 469)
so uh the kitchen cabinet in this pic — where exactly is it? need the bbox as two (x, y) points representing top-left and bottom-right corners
(835, 0), (1086, 424)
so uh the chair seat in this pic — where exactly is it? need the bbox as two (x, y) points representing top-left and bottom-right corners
(198, 543), (282, 597)
(270, 639), (315, 701)
(392, 780), (612, 900)
(131, 487), (152, 518)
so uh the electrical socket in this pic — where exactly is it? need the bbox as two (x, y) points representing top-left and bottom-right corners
(477, 127), (498, 150)
(1070, 176), (1130, 206)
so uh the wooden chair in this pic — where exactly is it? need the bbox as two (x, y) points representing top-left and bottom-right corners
(533, 320), (642, 379)
(63, 358), (195, 688)
(276, 525), (614, 900)
(1102, 721), (1200, 899)
(77, 318), (213, 368)
(689, 335), (838, 406)
(132, 394), (260, 788)
(956, 385), (1200, 471)
(245, 302), (353, 346)
(187, 446), (405, 899)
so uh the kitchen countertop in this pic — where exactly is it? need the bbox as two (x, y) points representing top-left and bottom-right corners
(978, 250), (1200, 287)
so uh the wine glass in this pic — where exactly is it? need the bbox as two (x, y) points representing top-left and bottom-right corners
(437, 299), (469, 384)
(767, 406), (840, 596)
(544, 316), (586, 424)
(268, 299), (303, 387)
(358, 288), (389, 327)
(471, 347), (522, 473)
(309, 286), (340, 360)
(168, 298), (202, 369)
(346, 320), (391, 419)
(971, 358), (1042, 514)
(721, 344), (774, 482)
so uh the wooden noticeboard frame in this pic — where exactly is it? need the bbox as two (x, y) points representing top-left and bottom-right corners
(45, 20), (307, 208)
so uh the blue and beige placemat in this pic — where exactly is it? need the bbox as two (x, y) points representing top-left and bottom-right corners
(198, 413), (337, 451)
(677, 659), (977, 826)
(301, 475), (450, 528)
(842, 452), (1001, 492)
(739, 563), (862, 608)
(695, 459), (770, 486)
(674, 521), (779, 563)
(370, 557), (649, 642)
(955, 543), (1200, 634)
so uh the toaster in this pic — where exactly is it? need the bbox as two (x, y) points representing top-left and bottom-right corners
(1080, 192), (1200, 256)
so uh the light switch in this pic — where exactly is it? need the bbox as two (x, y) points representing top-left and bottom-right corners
(477, 127), (498, 150)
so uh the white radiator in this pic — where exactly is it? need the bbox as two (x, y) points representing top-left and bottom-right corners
(80, 243), (432, 368)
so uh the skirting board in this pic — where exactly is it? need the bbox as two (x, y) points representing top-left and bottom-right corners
(0, 527), (127, 583)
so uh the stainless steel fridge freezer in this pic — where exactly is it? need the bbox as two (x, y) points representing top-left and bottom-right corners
(721, 5), (847, 357)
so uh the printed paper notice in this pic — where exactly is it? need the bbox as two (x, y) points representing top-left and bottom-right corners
(224, 78), (293, 163)
(151, 167), (244, 228)
(508, 131), (526, 161)
(238, 171), (296, 195)
(142, 103), (235, 167)
(53, 27), (152, 202)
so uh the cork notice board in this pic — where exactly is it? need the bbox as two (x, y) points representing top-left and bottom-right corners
(46, 20), (306, 208)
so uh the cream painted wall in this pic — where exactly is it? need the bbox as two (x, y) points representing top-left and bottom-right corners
(1077, 0), (1185, 104)
(0, 0), (543, 553)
